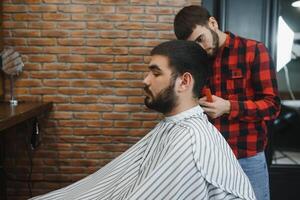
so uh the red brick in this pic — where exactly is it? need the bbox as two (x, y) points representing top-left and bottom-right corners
(16, 46), (43, 54)
(3, 5), (27, 12)
(73, 128), (99, 136)
(58, 5), (87, 13)
(114, 72), (143, 79)
(131, 113), (159, 120)
(128, 96), (145, 104)
(86, 88), (114, 95)
(129, 30), (158, 39)
(115, 88), (143, 96)
(58, 55), (85, 63)
(99, 30), (128, 38)
(142, 121), (158, 128)
(86, 72), (114, 79)
(83, 120), (107, 134)
(101, 47), (128, 55)
(115, 56), (143, 63)
(114, 39), (144, 46)
(41, 30), (69, 37)
(28, 38), (56, 46)
(15, 79), (42, 87)
(115, 22), (143, 30)
(72, 0), (98, 4)
(44, 95), (70, 103)
(14, 13), (41, 21)
(44, 47), (70, 54)
(28, 55), (56, 63)
(30, 71), (57, 78)
(57, 22), (86, 29)
(159, 31), (176, 39)
(30, 88), (57, 94)
(115, 120), (142, 128)
(58, 120), (87, 127)
(114, 105), (142, 112)
(58, 72), (86, 78)
(86, 39), (114, 46)
(130, 14), (157, 22)
(100, 14), (128, 21)
(101, 0), (128, 5)
(74, 112), (100, 119)
(144, 23), (173, 30)
(71, 47), (99, 55)
(4, 38), (26, 45)
(71, 96), (98, 103)
(87, 6), (115, 14)
(130, 0), (156, 5)
(85, 104), (113, 112)
(43, 63), (69, 70)
(86, 56), (114, 63)
(87, 22), (113, 29)
(70, 30), (98, 38)
(43, 13), (70, 21)
(116, 6), (144, 14)
(145, 7), (173, 14)
(69, 64), (98, 71)
(28, 22), (56, 29)
(102, 113), (129, 120)
(58, 88), (87, 95)
(44, 80), (70, 87)
(43, 0), (70, 3)
(49, 111), (72, 119)
(58, 39), (84, 46)
(100, 64), (127, 71)
(29, 5), (58, 12)
(129, 47), (151, 55)
(24, 63), (42, 70)
(98, 96), (126, 103)
(71, 80), (99, 87)
(2, 21), (27, 29)
(72, 14), (99, 21)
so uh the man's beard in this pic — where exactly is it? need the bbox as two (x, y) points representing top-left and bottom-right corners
(208, 28), (219, 58)
(144, 80), (178, 115)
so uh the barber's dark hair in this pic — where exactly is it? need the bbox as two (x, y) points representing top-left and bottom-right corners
(151, 40), (209, 98)
(174, 5), (211, 40)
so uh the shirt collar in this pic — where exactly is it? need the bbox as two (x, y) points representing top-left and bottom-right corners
(224, 31), (236, 49)
(164, 105), (204, 123)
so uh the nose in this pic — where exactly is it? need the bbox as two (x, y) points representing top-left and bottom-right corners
(143, 72), (150, 85)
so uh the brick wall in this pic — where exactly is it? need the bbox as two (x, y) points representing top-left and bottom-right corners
(2, 0), (201, 199)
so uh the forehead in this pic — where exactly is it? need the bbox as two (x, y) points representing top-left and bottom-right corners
(149, 55), (172, 73)
(187, 25), (209, 41)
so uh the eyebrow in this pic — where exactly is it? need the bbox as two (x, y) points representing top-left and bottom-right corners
(148, 64), (162, 72)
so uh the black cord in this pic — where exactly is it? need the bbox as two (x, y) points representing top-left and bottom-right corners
(25, 120), (33, 197)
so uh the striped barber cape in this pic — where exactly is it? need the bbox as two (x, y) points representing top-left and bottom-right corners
(30, 106), (256, 200)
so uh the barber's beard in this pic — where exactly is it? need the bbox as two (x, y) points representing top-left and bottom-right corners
(208, 28), (219, 58)
(144, 80), (178, 115)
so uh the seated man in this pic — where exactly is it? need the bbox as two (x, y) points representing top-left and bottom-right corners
(30, 40), (255, 200)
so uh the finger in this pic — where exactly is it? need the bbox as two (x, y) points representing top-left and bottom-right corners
(199, 96), (206, 101)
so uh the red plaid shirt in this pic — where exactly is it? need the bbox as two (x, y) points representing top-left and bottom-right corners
(205, 32), (281, 159)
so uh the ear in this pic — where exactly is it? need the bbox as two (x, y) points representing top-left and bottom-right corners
(208, 16), (219, 31)
(176, 72), (193, 93)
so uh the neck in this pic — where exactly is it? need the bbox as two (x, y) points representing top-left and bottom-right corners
(217, 30), (227, 48)
(164, 98), (198, 117)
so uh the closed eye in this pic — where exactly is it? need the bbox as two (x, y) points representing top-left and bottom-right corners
(195, 35), (204, 43)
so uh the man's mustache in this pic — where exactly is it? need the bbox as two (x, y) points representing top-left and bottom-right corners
(144, 86), (153, 97)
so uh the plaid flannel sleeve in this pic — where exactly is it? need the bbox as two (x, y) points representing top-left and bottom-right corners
(229, 43), (281, 122)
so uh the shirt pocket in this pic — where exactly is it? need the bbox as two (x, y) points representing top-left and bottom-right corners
(226, 68), (247, 100)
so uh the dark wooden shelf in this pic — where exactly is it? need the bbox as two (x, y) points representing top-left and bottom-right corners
(0, 102), (52, 132)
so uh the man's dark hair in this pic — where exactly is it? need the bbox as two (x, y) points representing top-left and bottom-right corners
(151, 40), (209, 98)
(174, 5), (211, 40)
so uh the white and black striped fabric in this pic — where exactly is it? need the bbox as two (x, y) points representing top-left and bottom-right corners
(30, 106), (256, 200)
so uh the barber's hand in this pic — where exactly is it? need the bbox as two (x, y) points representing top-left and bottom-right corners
(199, 95), (231, 119)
